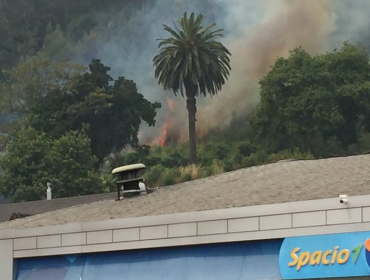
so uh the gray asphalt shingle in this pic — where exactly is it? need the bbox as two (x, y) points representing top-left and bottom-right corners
(0, 192), (116, 223)
(1, 154), (369, 230)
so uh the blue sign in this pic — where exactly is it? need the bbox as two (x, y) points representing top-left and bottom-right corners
(16, 240), (282, 280)
(279, 231), (370, 279)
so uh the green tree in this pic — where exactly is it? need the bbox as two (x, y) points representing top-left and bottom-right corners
(1, 58), (84, 119)
(0, 127), (50, 202)
(37, 23), (73, 61)
(1, 0), (39, 67)
(153, 12), (231, 163)
(66, 59), (162, 161)
(2, 58), (161, 162)
(0, 58), (84, 148)
(45, 130), (106, 198)
(0, 127), (106, 202)
(251, 42), (370, 156)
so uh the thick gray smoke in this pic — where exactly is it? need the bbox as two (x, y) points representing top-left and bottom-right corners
(72, 0), (370, 145)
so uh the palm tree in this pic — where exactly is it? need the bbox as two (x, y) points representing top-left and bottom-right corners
(153, 12), (231, 164)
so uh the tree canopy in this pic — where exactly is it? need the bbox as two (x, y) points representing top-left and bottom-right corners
(153, 12), (231, 97)
(1, 59), (161, 162)
(0, 128), (108, 202)
(251, 42), (370, 156)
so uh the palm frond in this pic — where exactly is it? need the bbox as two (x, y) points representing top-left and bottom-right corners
(153, 12), (231, 97)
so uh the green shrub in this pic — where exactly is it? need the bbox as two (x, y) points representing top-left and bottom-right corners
(201, 165), (215, 177)
(267, 149), (314, 163)
(145, 165), (166, 187)
(181, 172), (192, 182)
(162, 168), (181, 186)
(99, 173), (116, 192)
(237, 141), (257, 156)
(144, 155), (162, 166)
(161, 151), (188, 168)
(162, 174), (175, 186)
(214, 142), (231, 160)
(223, 159), (235, 172)
(348, 132), (370, 155)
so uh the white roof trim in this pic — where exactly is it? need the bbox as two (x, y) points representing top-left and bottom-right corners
(112, 163), (146, 174)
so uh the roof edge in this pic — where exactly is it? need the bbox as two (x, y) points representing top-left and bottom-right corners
(1, 193), (369, 240)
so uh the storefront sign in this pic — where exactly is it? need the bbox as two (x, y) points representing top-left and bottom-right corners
(279, 231), (370, 279)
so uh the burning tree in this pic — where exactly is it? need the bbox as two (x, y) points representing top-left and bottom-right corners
(153, 12), (231, 164)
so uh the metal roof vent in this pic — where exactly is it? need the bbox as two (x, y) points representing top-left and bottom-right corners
(112, 163), (148, 200)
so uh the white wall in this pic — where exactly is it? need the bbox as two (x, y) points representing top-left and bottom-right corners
(2, 194), (370, 280)
(0, 239), (13, 280)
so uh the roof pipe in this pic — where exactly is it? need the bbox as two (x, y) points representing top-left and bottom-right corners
(47, 182), (52, 200)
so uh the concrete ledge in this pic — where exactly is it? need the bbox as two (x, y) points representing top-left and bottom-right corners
(327, 208), (362, 225)
(113, 228), (140, 242)
(198, 220), (227, 235)
(292, 211), (326, 227)
(13, 237), (36, 251)
(62, 232), (86, 246)
(4, 194), (370, 260)
(37, 235), (61, 249)
(228, 217), (259, 233)
(14, 221), (370, 259)
(87, 230), (112, 245)
(140, 225), (167, 240)
(363, 207), (370, 222)
(2, 194), (370, 240)
(168, 223), (197, 238)
(260, 214), (291, 230)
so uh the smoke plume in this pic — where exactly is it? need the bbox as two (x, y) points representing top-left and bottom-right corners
(72, 0), (370, 146)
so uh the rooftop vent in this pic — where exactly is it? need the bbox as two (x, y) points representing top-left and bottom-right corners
(112, 163), (148, 200)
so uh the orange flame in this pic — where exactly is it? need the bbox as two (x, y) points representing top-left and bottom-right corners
(167, 98), (175, 111)
(159, 122), (170, 146)
(157, 97), (176, 146)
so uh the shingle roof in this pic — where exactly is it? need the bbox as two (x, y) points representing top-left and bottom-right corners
(1, 154), (370, 230)
(0, 192), (116, 223)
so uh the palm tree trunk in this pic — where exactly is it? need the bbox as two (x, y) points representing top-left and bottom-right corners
(186, 86), (197, 164)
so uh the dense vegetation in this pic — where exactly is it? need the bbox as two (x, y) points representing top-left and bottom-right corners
(1, 1), (370, 202)
(107, 42), (370, 188)
(0, 128), (111, 202)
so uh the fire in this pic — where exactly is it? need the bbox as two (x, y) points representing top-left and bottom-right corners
(167, 98), (175, 111)
(159, 121), (170, 146)
(144, 96), (216, 147)
(145, 96), (182, 147)
(157, 97), (176, 146)
(148, 97), (208, 146)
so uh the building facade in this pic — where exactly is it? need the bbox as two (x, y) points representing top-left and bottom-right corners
(1, 155), (370, 280)
(1, 194), (370, 280)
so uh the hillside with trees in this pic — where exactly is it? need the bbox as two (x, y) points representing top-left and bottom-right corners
(1, 1), (370, 202)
